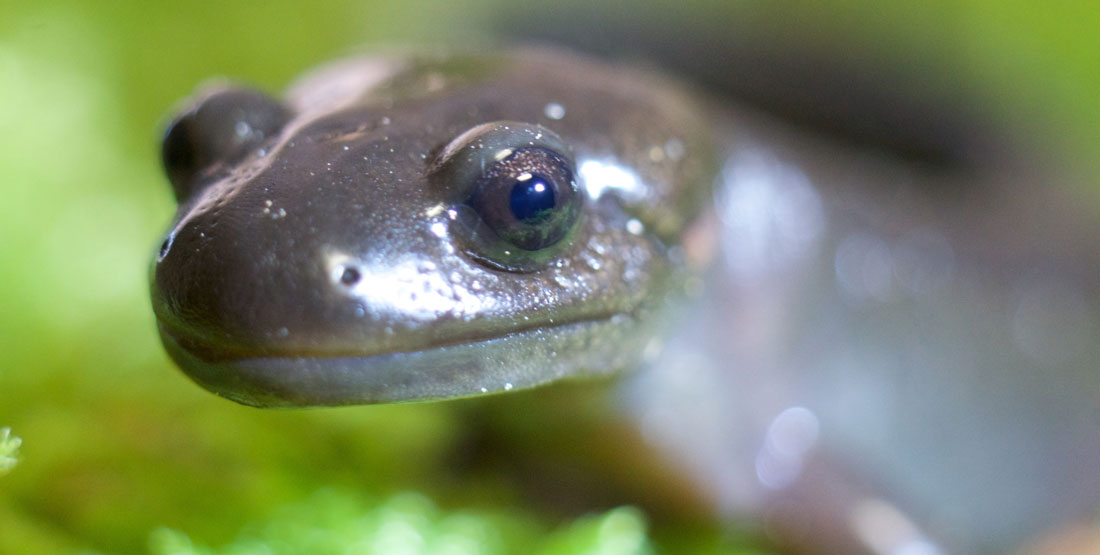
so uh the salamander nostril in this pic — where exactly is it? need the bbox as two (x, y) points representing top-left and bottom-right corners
(339, 266), (362, 286)
(158, 236), (172, 261)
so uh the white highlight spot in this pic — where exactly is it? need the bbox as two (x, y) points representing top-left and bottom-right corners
(648, 145), (665, 162)
(260, 199), (287, 219)
(543, 102), (566, 120)
(717, 149), (824, 283)
(664, 138), (685, 160)
(754, 406), (820, 490)
(625, 218), (644, 235)
(429, 222), (447, 238)
(234, 121), (252, 138)
(325, 251), (493, 320)
(579, 159), (645, 201)
(851, 498), (944, 555)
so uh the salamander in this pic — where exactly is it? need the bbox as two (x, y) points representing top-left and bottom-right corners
(151, 47), (1100, 553)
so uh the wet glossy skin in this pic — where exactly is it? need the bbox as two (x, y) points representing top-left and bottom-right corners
(152, 49), (716, 407)
(153, 48), (1100, 553)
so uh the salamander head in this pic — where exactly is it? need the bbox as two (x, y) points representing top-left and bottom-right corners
(151, 49), (717, 407)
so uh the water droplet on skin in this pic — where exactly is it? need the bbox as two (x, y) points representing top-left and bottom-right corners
(582, 252), (602, 271)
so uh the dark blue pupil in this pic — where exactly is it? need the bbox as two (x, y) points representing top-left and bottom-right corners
(509, 176), (556, 223)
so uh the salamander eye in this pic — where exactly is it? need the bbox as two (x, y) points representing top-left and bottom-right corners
(468, 146), (578, 250)
(432, 121), (582, 272)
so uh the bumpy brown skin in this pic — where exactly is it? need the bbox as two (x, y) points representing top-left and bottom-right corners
(151, 48), (719, 407)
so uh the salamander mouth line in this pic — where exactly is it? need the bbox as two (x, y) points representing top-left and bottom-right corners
(158, 309), (632, 364)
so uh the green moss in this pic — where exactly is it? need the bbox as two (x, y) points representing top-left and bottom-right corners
(148, 490), (654, 555)
(0, 428), (20, 475)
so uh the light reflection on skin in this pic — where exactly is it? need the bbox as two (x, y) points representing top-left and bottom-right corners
(851, 498), (943, 555)
(325, 250), (496, 322)
(754, 406), (819, 490)
(716, 148), (824, 284)
(579, 158), (646, 202)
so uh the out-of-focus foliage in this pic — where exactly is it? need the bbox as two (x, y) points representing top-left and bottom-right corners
(0, 428), (21, 475)
(148, 491), (646, 555)
(0, 0), (1095, 553)
(715, 1), (1100, 192)
(148, 490), (771, 555)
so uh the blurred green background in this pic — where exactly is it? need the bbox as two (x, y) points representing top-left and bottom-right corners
(0, 1), (1097, 553)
